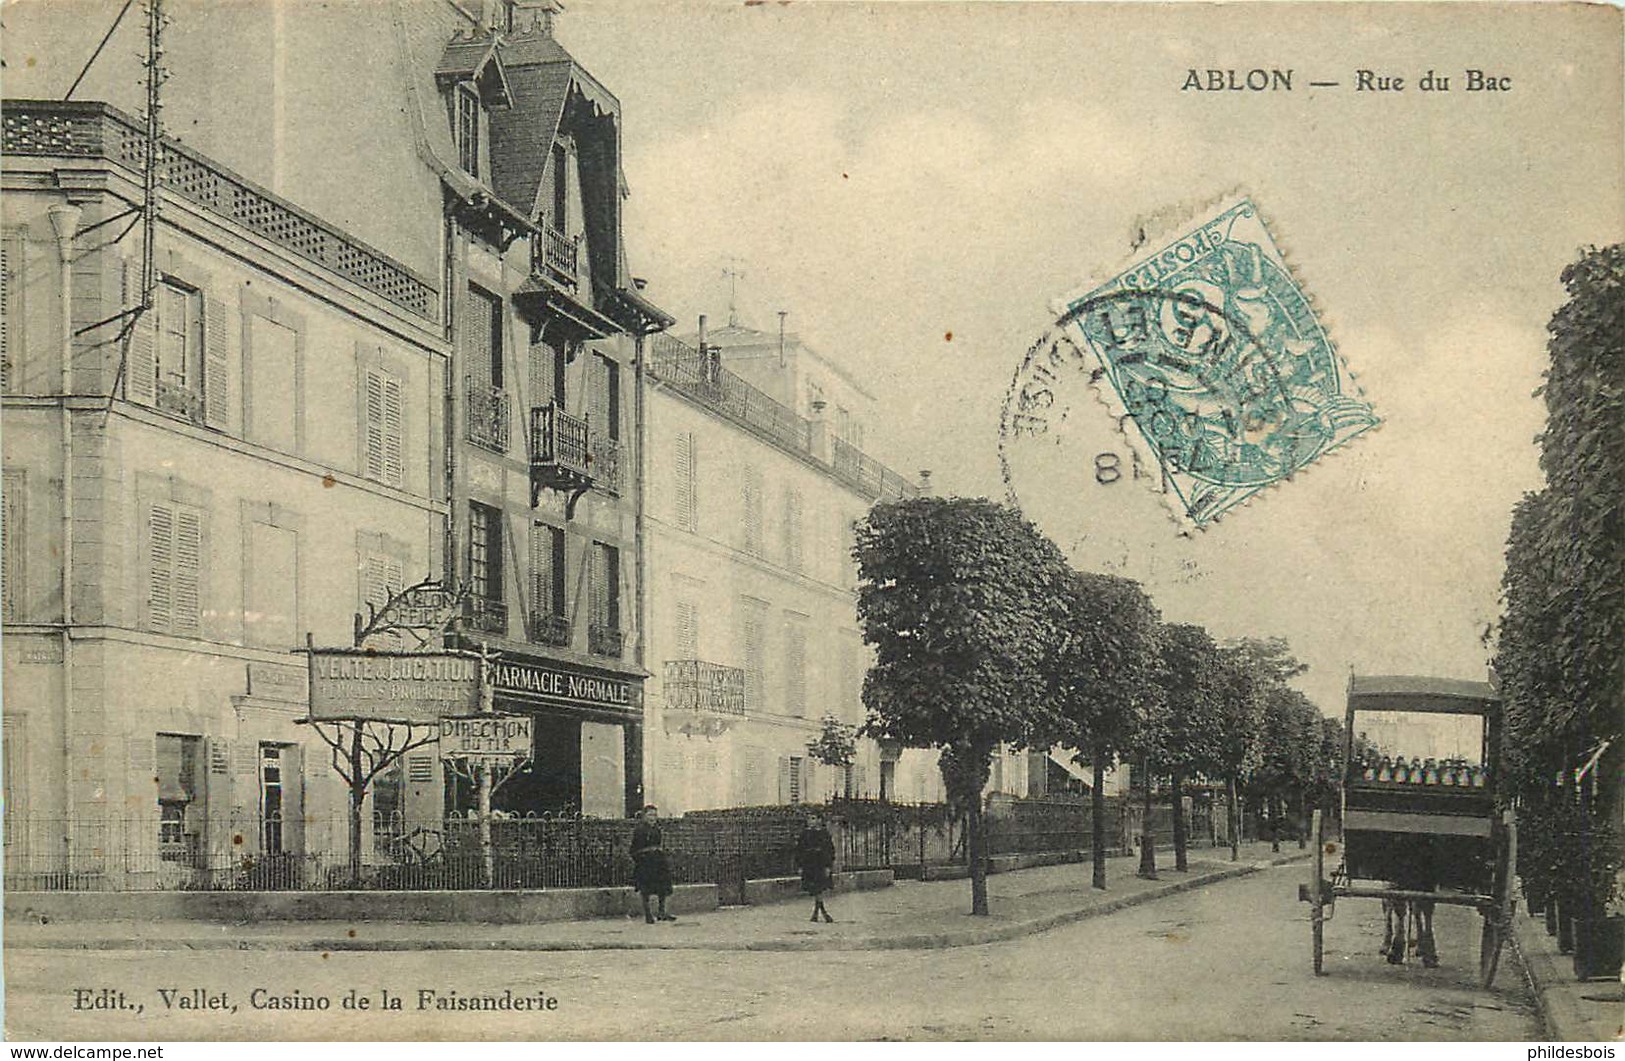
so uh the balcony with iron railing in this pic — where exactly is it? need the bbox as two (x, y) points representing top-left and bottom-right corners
(648, 333), (811, 455)
(529, 403), (592, 506)
(588, 624), (624, 659)
(462, 595), (508, 636)
(536, 224), (579, 287)
(1, 100), (437, 322)
(529, 611), (571, 648)
(663, 660), (747, 717)
(831, 437), (921, 503)
(649, 332), (920, 503)
(466, 377), (511, 453)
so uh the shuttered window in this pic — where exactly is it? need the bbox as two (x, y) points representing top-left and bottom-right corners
(590, 542), (620, 630)
(2, 715), (21, 844)
(783, 617), (807, 718)
(1, 230), (19, 394)
(2, 471), (23, 620)
(360, 550), (405, 650)
(783, 488), (803, 572)
(146, 500), (202, 635)
(673, 432), (697, 532)
(590, 354), (620, 440)
(779, 755), (804, 805)
(741, 600), (766, 711)
(363, 367), (404, 487)
(465, 285), (502, 388)
(530, 336), (565, 409)
(742, 464), (763, 557)
(674, 598), (699, 661)
(530, 522), (565, 618)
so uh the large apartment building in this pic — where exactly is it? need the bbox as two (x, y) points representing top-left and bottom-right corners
(640, 318), (948, 811)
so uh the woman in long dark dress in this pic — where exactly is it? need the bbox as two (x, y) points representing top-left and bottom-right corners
(797, 813), (837, 923)
(630, 805), (675, 924)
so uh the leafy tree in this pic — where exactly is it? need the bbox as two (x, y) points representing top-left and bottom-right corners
(1047, 570), (1162, 888)
(1494, 244), (1625, 919)
(806, 714), (858, 770)
(854, 497), (1072, 915)
(1212, 645), (1267, 861)
(1154, 623), (1226, 871)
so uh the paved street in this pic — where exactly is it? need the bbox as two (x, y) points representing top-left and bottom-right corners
(4, 864), (1539, 1041)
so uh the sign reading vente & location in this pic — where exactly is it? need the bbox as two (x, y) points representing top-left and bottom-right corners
(439, 715), (533, 758)
(308, 652), (481, 724)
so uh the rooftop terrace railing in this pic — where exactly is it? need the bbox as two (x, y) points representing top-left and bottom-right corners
(2, 100), (438, 323)
(648, 332), (919, 502)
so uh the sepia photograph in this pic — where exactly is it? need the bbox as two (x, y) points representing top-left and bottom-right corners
(0, 0), (1621, 1044)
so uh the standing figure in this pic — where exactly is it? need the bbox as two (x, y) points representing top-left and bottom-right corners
(797, 813), (837, 924)
(631, 805), (676, 924)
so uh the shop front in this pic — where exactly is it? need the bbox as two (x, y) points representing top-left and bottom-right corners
(446, 654), (644, 819)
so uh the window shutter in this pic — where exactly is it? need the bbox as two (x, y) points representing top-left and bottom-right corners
(530, 523), (561, 619)
(382, 375), (403, 486)
(364, 370), (386, 481)
(147, 502), (174, 631)
(124, 260), (156, 404)
(2, 472), (22, 620)
(675, 599), (698, 660)
(589, 542), (609, 627)
(1, 233), (16, 394)
(203, 294), (231, 429)
(742, 464), (763, 556)
(173, 507), (202, 635)
(784, 620), (806, 718)
(742, 606), (764, 711)
(784, 489), (803, 571)
(673, 432), (696, 531)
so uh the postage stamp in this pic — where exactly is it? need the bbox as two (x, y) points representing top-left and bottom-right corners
(1005, 197), (1379, 530)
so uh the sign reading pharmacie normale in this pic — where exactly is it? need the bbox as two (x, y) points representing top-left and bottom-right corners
(306, 649), (482, 724)
(488, 657), (642, 713)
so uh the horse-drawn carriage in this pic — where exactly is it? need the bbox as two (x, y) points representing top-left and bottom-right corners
(1300, 675), (1516, 986)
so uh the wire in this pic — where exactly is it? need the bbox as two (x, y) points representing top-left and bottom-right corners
(63, 0), (136, 101)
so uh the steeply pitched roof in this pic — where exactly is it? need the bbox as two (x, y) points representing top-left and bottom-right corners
(435, 33), (512, 107)
(487, 58), (574, 213)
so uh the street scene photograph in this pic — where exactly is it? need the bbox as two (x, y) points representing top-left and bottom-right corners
(0, 0), (1621, 1045)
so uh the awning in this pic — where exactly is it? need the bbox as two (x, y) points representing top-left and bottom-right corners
(1048, 750), (1091, 787)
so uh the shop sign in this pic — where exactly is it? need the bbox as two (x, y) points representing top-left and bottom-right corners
(308, 651), (481, 724)
(490, 659), (640, 711)
(439, 715), (533, 758)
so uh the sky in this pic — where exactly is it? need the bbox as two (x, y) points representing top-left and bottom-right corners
(5, 1), (1620, 718)
(551, 1), (1624, 714)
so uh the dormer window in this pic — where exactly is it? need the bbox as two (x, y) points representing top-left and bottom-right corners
(435, 33), (513, 188)
(456, 84), (482, 178)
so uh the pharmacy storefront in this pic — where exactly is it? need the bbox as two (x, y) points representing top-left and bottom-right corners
(460, 655), (645, 819)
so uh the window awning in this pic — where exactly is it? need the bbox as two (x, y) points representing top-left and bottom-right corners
(1048, 750), (1091, 787)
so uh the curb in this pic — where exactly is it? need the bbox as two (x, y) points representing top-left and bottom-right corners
(1508, 910), (1620, 1042)
(5, 853), (1307, 955)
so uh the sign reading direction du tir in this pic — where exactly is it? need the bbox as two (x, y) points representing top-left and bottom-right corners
(439, 715), (533, 758)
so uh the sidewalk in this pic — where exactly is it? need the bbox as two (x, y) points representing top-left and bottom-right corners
(1509, 905), (1624, 1042)
(4, 843), (1307, 954)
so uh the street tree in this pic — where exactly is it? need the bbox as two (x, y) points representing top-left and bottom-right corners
(853, 497), (1072, 915)
(1155, 623), (1226, 871)
(1213, 645), (1266, 861)
(1047, 569), (1162, 888)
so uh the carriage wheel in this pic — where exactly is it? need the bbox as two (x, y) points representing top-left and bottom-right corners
(1479, 814), (1517, 989)
(1310, 809), (1325, 976)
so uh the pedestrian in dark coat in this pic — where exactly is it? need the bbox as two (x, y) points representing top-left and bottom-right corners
(797, 812), (837, 923)
(631, 805), (675, 924)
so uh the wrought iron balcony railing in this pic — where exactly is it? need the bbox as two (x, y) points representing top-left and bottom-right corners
(462, 595), (508, 636)
(647, 333), (811, 455)
(537, 224), (579, 286)
(529, 611), (571, 648)
(831, 437), (921, 503)
(663, 659), (747, 717)
(1, 100), (437, 322)
(588, 624), (624, 659)
(466, 378), (511, 453)
(529, 402), (592, 501)
(590, 434), (622, 495)
(155, 379), (204, 424)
